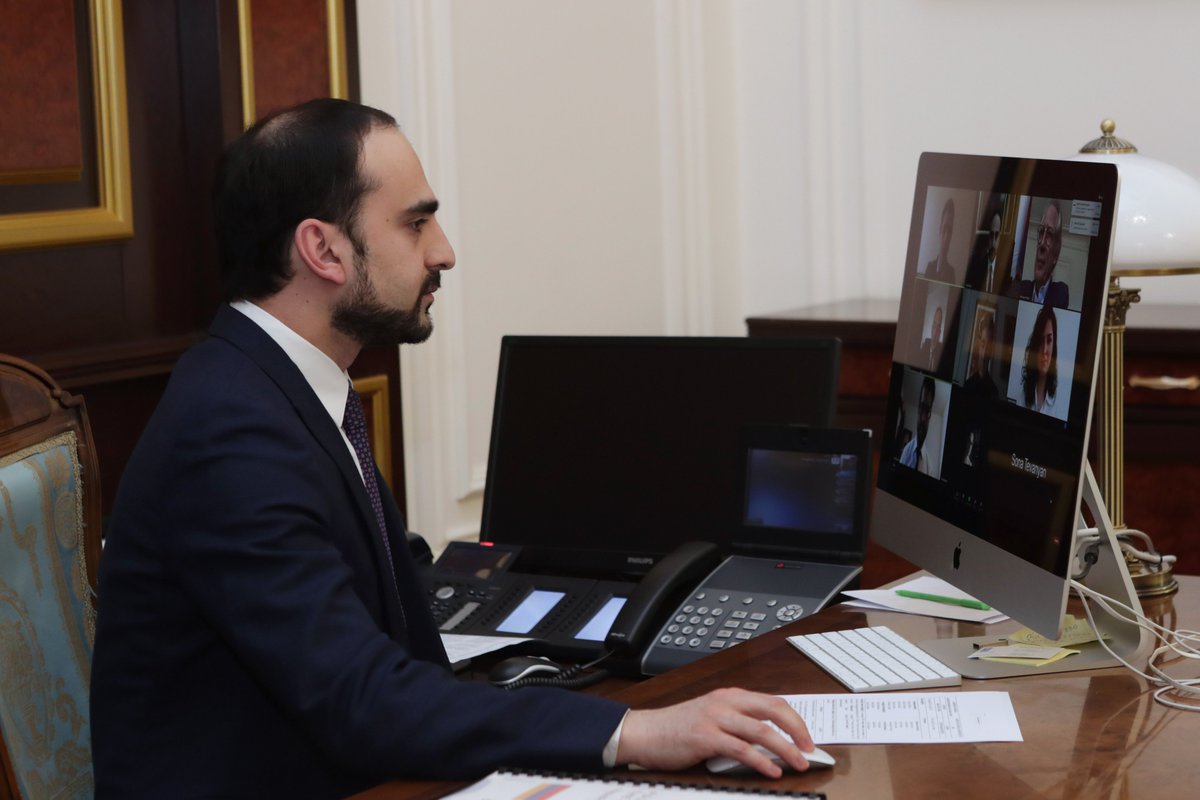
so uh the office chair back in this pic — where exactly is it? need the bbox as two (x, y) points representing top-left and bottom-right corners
(0, 354), (101, 800)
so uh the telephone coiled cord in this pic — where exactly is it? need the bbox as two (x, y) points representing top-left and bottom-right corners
(501, 651), (614, 691)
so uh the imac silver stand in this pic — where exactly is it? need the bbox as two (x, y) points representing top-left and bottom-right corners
(921, 462), (1153, 680)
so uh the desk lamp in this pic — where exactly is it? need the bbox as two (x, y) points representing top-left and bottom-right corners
(1072, 120), (1200, 597)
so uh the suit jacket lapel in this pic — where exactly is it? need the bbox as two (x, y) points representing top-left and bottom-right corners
(207, 306), (406, 635)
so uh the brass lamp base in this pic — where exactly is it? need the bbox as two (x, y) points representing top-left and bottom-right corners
(1123, 547), (1178, 598)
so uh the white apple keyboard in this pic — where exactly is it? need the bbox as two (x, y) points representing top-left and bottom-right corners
(787, 625), (961, 692)
(707, 745), (835, 774)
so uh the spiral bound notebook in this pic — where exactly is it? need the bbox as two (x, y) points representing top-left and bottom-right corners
(443, 768), (826, 800)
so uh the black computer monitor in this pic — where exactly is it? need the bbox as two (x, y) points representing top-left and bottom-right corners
(480, 335), (841, 578)
(873, 152), (1148, 677)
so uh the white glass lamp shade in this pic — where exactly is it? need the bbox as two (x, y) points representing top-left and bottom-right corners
(1071, 121), (1200, 274)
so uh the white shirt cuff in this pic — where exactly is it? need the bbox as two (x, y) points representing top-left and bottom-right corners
(602, 710), (629, 768)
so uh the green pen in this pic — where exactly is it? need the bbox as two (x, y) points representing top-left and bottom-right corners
(895, 589), (991, 611)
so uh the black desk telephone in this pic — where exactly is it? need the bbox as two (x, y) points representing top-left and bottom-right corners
(425, 540), (720, 666)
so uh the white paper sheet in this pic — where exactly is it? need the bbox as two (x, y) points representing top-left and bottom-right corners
(446, 770), (824, 800)
(841, 575), (1008, 624)
(780, 691), (1022, 744)
(440, 633), (530, 667)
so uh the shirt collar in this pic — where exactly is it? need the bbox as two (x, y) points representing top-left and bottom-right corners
(229, 300), (351, 427)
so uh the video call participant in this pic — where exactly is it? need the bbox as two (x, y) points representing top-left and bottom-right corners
(969, 210), (1004, 294)
(89, 99), (815, 799)
(919, 305), (944, 372)
(1021, 305), (1059, 413)
(1015, 201), (1069, 308)
(955, 312), (1000, 482)
(900, 375), (937, 476)
(924, 197), (958, 284)
(964, 312), (999, 401)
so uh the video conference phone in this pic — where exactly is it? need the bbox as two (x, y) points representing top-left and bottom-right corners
(637, 425), (873, 675)
(426, 425), (872, 676)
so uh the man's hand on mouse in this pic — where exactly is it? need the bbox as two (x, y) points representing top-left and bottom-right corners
(615, 687), (814, 778)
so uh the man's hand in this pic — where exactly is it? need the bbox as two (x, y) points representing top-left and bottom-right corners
(615, 687), (814, 778)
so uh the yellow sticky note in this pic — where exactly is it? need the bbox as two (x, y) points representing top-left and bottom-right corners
(981, 648), (1079, 667)
(1007, 615), (1104, 648)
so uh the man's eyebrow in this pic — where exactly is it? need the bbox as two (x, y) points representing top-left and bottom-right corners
(407, 198), (439, 216)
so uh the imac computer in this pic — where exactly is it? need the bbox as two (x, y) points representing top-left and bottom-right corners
(873, 152), (1151, 678)
(481, 335), (841, 579)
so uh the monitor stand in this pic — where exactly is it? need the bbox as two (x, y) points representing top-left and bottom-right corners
(919, 462), (1153, 680)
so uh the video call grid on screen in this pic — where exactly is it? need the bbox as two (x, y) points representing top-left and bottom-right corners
(878, 153), (1116, 576)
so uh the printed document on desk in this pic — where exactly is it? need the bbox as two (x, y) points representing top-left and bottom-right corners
(445, 769), (825, 800)
(782, 691), (1022, 744)
(841, 575), (1009, 624)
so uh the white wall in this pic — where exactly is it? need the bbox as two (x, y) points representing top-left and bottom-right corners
(734, 0), (1200, 310)
(358, 0), (1200, 549)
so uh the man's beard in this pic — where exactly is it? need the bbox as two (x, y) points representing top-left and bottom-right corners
(332, 254), (439, 347)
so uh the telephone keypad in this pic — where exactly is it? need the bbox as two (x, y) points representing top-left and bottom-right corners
(640, 554), (860, 676)
(648, 588), (817, 658)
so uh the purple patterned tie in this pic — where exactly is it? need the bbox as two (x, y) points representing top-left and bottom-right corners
(343, 384), (402, 608)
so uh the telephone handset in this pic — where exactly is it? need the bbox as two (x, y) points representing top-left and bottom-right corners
(604, 541), (722, 662)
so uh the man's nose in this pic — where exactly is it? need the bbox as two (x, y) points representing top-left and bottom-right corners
(428, 219), (456, 271)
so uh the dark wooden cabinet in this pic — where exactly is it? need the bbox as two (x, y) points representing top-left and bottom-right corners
(748, 299), (1200, 585)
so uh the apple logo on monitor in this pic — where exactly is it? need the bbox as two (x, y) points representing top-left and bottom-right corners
(953, 542), (962, 570)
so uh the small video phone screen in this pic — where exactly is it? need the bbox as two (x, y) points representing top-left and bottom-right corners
(743, 449), (859, 536)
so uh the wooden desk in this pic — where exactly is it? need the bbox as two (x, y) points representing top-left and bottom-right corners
(354, 575), (1200, 800)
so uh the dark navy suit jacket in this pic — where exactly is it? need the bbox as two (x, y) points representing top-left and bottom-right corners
(91, 306), (627, 799)
(1015, 278), (1069, 308)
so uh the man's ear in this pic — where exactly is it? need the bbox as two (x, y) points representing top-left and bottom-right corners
(294, 218), (350, 286)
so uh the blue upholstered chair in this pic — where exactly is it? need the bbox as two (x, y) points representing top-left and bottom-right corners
(0, 355), (101, 800)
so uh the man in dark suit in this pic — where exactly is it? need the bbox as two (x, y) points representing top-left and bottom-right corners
(1015, 201), (1070, 308)
(967, 210), (1005, 295)
(89, 100), (814, 798)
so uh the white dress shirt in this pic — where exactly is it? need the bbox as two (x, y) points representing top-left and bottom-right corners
(229, 301), (367, 481)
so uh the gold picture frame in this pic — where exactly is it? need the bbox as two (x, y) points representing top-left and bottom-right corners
(0, 0), (132, 252)
(237, 0), (350, 128)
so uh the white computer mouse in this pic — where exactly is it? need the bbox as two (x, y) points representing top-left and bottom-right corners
(706, 745), (836, 775)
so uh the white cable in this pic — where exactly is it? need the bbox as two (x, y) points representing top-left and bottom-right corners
(1118, 540), (1177, 568)
(1069, 579), (1200, 712)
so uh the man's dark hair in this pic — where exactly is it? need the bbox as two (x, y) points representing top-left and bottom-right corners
(921, 375), (935, 405)
(214, 98), (398, 300)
